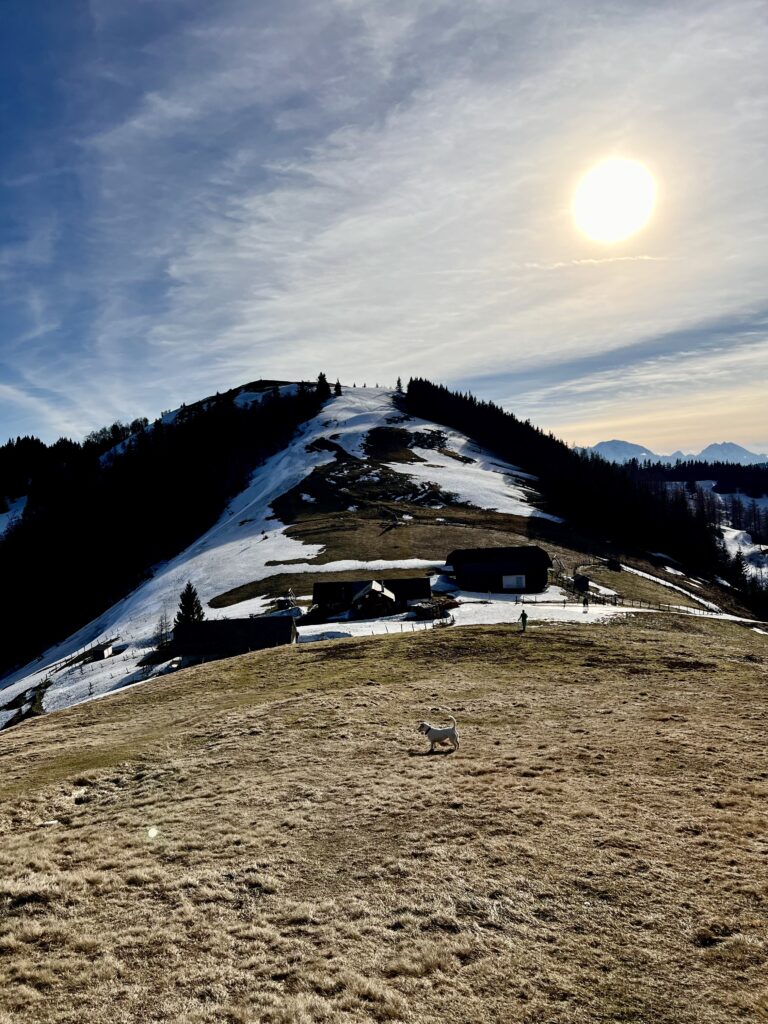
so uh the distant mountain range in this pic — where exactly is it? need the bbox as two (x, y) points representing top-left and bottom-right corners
(584, 440), (768, 466)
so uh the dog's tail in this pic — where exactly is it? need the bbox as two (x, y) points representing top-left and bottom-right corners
(430, 706), (456, 729)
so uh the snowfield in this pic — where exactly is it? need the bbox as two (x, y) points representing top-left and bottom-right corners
(385, 435), (560, 520)
(0, 495), (27, 538)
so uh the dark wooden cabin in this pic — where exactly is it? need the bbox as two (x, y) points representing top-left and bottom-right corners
(312, 577), (432, 615)
(349, 581), (397, 618)
(173, 617), (296, 658)
(446, 546), (552, 593)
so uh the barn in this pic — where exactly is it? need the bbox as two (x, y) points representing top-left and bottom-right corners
(446, 546), (552, 593)
(173, 616), (296, 658)
(312, 577), (432, 616)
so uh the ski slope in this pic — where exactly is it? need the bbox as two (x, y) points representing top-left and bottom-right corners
(0, 388), (560, 720)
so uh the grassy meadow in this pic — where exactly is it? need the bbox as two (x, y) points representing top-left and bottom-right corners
(1, 615), (766, 1023)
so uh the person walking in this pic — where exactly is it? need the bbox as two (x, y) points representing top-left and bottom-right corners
(518, 609), (528, 633)
(582, 594), (589, 613)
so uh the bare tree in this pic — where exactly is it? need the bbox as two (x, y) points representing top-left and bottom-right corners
(156, 606), (172, 649)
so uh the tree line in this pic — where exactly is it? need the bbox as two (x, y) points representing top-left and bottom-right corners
(631, 458), (768, 498)
(403, 378), (767, 617)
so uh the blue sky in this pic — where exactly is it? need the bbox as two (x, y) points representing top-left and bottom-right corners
(1, 0), (767, 451)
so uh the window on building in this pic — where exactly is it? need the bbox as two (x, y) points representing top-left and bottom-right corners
(502, 574), (526, 589)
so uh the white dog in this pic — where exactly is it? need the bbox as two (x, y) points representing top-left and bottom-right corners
(417, 709), (459, 753)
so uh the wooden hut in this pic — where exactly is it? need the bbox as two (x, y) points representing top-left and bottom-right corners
(350, 581), (397, 618)
(312, 577), (432, 616)
(445, 546), (552, 593)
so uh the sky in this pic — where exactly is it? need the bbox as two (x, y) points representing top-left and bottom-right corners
(1, 0), (767, 453)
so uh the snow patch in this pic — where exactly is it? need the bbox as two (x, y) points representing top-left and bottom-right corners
(297, 584), (626, 641)
(0, 495), (27, 537)
(721, 526), (768, 577)
(386, 441), (559, 520)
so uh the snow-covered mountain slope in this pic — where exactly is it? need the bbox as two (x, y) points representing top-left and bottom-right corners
(0, 495), (26, 538)
(0, 388), (559, 723)
(585, 439), (768, 465)
(100, 381), (298, 465)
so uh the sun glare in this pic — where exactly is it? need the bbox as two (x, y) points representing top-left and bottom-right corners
(572, 158), (656, 244)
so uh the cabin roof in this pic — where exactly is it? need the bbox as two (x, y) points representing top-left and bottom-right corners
(174, 616), (296, 642)
(313, 577), (432, 603)
(446, 545), (552, 568)
(351, 580), (396, 603)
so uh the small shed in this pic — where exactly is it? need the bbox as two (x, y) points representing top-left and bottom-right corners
(312, 577), (432, 615)
(86, 641), (113, 663)
(173, 617), (296, 658)
(446, 545), (552, 593)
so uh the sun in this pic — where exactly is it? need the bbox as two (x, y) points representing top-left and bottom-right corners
(572, 158), (656, 244)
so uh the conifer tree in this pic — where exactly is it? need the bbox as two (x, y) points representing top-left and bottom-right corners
(395, 376), (403, 394)
(174, 582), (205, 628)
(731, 550), (748, 589)
(316, 373), (331, 400)
(334, 379), (342, 396)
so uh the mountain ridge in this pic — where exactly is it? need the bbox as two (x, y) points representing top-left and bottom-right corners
(586, 438), (768, 465)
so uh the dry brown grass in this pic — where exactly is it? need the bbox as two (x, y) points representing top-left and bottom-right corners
(210, 501), (606, 610)
(1, 616), (766, 1023)
(586, 567), (702, 609)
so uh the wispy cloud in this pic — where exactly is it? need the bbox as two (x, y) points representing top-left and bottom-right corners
(1, 0), (767, 447)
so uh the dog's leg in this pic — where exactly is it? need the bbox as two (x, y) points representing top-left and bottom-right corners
(453, 735), (460, 750)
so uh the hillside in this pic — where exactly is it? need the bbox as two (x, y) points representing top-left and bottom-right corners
(0, 387), (549, 719)
(1, 616), (766, 1023)
(1, 385), (759, 729)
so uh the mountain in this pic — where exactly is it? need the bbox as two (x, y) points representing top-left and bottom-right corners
(588, 439), (658, 463)
(585, 439), (768, 465)
(696, 442), (768, 465)
(0, 386), (557, 724)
